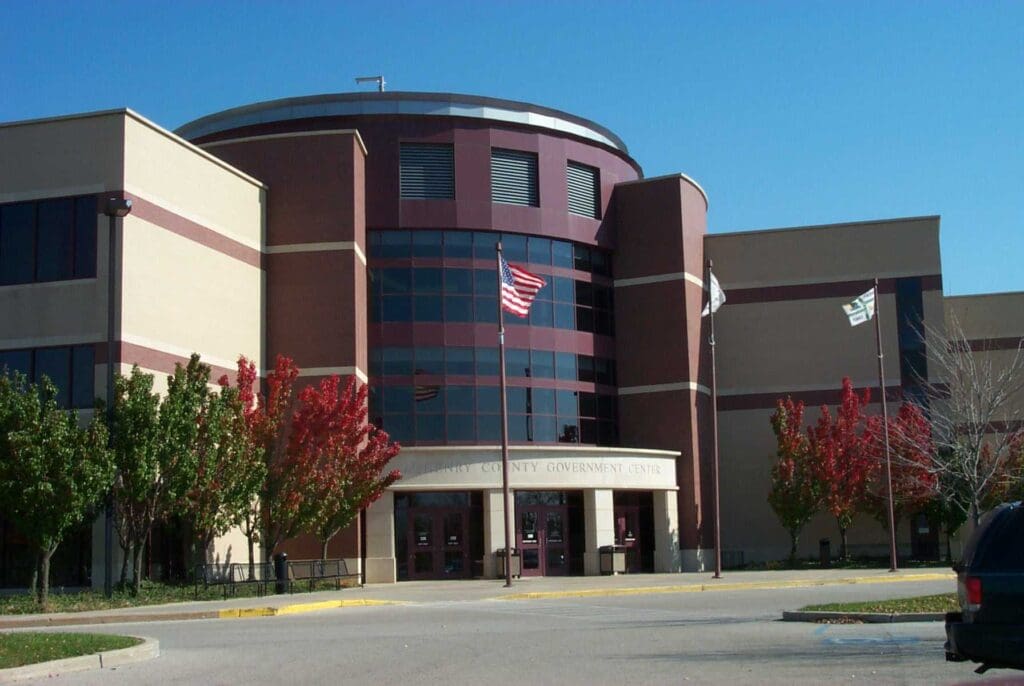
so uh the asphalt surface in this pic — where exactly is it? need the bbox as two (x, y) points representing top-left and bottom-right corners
(9, 568), (1022, 685)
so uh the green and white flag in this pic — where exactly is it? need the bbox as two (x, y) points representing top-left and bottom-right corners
(701, 271), (726, 317)
(843, 287), (876, 326)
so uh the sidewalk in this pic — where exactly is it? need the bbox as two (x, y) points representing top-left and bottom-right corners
(0, 567), (954, 630)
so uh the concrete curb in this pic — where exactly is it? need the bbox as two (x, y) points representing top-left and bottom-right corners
(498, 572), (954, 601)
(782, 610), (945, 623)
(0, 636), (159, 683)
(219, 598), (402, 619)
(0, 612), (217, 630)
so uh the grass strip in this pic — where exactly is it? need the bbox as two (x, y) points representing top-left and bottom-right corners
(0, 632), (141, 669)
(801, 592), (958, 614)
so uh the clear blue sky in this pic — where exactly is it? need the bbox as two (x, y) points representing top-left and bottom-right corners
(2, 1), (1021, 296)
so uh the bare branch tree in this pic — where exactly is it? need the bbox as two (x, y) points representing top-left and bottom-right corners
(906, 313), (1024, 526)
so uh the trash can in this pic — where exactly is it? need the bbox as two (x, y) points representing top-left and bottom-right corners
(274, 552), (289, 594)
(819, 539), (831, 568)
(599, 545), (627, 575)
(496, 548), (521, 579)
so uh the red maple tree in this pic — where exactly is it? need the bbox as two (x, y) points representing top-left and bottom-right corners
(768, 397), (822, 563)
(862, 402), (937, 531)
(808, 377), (872, 559)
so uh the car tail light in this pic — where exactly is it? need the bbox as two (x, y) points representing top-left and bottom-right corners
(965, 576), (983, 611)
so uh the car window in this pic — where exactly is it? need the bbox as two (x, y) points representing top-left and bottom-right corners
(962, 505), (1006, 567)
(976, 506), (1024, 571)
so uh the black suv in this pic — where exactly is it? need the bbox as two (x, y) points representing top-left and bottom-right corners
(945, 501), (1024, 673)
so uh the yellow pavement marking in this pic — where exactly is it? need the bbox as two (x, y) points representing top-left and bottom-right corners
(499, 572), (954, 601)
(218, 599), (400, 619)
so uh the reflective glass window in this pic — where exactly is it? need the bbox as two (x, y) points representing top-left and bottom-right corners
(476, 385), (501, 413)
(473, 231), (497, 259)
(0, 349), (31, 377)
(474, 296), (498, 323)
(577, 355), (595, 382)
(382, 295), (413, 321)
(477, 414), (501, 442)
(555, 352), (576, 380)
(381, 347), (413, 376)
(528, 237), (552, 265)
(553, 276), (574, 303)
(557, 390), (577, 415)
(443, 231), (473, 258)
(552, 240), (573, 269)
(379, 230), (411, 258)
(414, 267), (443, 292)
(36, 199), (73, 282)
(381, 268), (412, 293)
(444, 268), (473, 294)
(447, 414), (476, 442)
(508, 414), (529, 441)
(530, 388), (555, 415)
(576, 307), (594, 332)
(416, 414), (444, 441)
(71, 345), (95, 408)
(0, 202), (34, 285)
(575, 281), (593, 307)
(414, 294), (443, 321)
(413, 385), (443, 412)
(573, 245), (591, 272)
(532, 415), (557, 443)
(476, 347), (499, 376)
(383, 386), (414, 413)
(34, 347), (70, 407)
(579, 392), (597, 418)
(530, 350), (554, 379)
(412, 231), (443, 258)
(554, 303), (575, 329)
(384, 414), (414, 443)
(444, 295), (474, 322)
(580, 418), (598, 444)
(445, 386), (475, 413)
(528, 301), (553, 327)
(557, 418), (579, 443)
(501, 234), (528, 263)
(446, 347), (474, 376)
(506, 349), (530, 378)
(414, 347), (444, 375)
(505, 387), (528, 414)
(474, 268), (498, 296)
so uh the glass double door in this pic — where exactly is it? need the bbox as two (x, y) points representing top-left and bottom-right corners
(516, 493), (570, 577)
(407, 508), (470, 580)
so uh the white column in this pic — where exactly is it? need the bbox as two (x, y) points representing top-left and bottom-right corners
(653, 490), (682, 573)
(364, 490), (396, 583)
(482, 489), (507, 579)
(583, 489), (615, 575)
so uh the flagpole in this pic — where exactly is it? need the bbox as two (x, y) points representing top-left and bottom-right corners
(707, 260), (723, 580)
(873, 278), (899, 573)
(497, 242), (513, 587)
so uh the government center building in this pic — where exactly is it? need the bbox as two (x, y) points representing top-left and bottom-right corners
(1, 92), (1021, 586)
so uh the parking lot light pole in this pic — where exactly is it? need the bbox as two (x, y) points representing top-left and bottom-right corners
(103, 196), (132, 597)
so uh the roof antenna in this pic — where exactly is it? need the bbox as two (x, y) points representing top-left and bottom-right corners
(355, 75), (385, 92)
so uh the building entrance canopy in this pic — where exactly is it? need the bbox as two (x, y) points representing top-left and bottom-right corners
(390, 446), (679, 492)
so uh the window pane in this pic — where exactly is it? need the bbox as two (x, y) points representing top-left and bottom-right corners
(443, 231), (473, 258)
(381, 268), (412, 293)
(412, 231), (443, 258)
(444, 268), (473, 294)
(474, 296), (498, 323)
(0, 202), (35, 285)
(445, 385), (475, 413)
(476, 385), (501, 413)
(505, 386), (527, 414)
(379, 230), (411, 258)
(34, 347), (70, 407)
(416, 414), (444, 441)
(501, 234), (528, 263)
(557, 390), (577, 415)
(557, 418), (579, 443)
(573, 245), (591, 272)
(473, 231), (497, 259)
(580, 419), (598, 444)
(73, 196), (97, 279)
(71, 345), (95, 408)
(554, 303), (575, 329)
(382, 295), (412, 321)
(446, 347), (474, 376)
(577, 355), (595, 382)
(575, 281), (593, 307)
(474, 269), (498, 296)
(36, 199), (73, 281)
(532, 415), (557, 442)
(552, 241), (573, 269)
(553, 276), (574, 303)
(447, 414), (476, 442)
(576, 307), (594, 332)
(384, 414), (414, 443)
(0, 349), (31, 377)
(414, 295), (443, 321)
(530, 350), (554, 379)
(477, 414), (501, 442)
(508, 414), (529, 441)
(413, 347), (444, 375)
(381, 347), (414, 376)
(413, 267), (443, 292)
(383, 386), (414, 413)
(530, 387), (555, 415)
(505, 348), (531, 378)
(528, 237), (552, 266)
(444, 295), (474, 322)
(555, 352), (576, 380)
(476, 347), (499, 376)
(579, 392), (597, 418)
(528, 300), (553, 328)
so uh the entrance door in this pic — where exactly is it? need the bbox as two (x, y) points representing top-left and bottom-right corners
(407, 508), (469, 580)
(516, 496), (570, 577)
(615, 506), (642, 574)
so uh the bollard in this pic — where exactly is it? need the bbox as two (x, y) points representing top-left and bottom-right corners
(274, 552), (289, 594)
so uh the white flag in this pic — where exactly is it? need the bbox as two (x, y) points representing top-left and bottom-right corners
(701, 271), (726, 317)
(843, 288), (876, 326)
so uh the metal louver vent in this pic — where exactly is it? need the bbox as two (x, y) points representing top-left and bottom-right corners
(400, 144), (455, 200)
(491, 149), (539, 207)
(567, 161), (599, 218)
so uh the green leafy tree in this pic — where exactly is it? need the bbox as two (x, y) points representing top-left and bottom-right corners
(0, 372), (113, 605)
(768, 397), (821, 564)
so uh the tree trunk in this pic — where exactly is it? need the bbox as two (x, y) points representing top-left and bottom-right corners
(132, 543), (145, 596)
(945, 527), (953, 563)
(119, 544), (131, 587)
(788, 531), (799, 566)
(36, 548), (52, 607)
(839, 526), (849, 560)
(246, 529), (256, 581)
(321, 537), (329, 562)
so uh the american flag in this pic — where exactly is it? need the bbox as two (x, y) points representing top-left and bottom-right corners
(500, 255), (546, 317)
